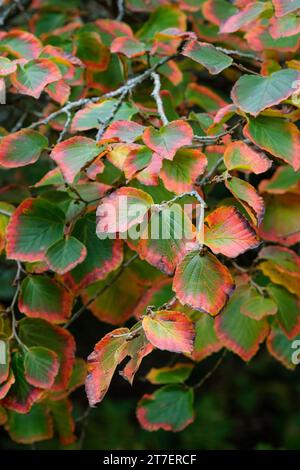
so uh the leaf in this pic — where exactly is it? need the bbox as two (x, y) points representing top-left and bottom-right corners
(6, 198), (65, 262)
(243, 116), (300, 171)
(111, 36), (147, 58)
(85, 328), (128, 406)
(11, 59), (61, 99)
(143, 120), (193, 161)
(136, 385), (194, 432)
(119, 328), (153, 385)
(220, 2), (266, 33)
(137, 203), (196, 275)
(5, 404), (53, 444)
(258, 245), (300, 277)
(0, 129), (48, 168)
(132, 278), (174, 318)
(48, 398), (76, 446)
(231, 69), (300, 116)
(204, 206), (259, 257)
(0, 30), (42, 59)
(0, 372), (15, 400)
(96, 187), (153, 234)
(240, 291), (278, 320)
(24, 347), (59, 389)
(173, 250), (235, 316)
(223, 141), (272, 174)
(258, 261), (300, 297)
(19, 318), (75, 392)
(215, 286), (270, 361)
(50, 136), (101, 184)
(225, 176), (265, 225)
(160, 148), (207, 194)
(272, 0), (300, 17)
(259, 194), (300, 246)
(146, 363), (194, 384)
(267, 284), (300, 338)
(0, 57), (17, 76)
(192, 313), (223, 361)
(202, 0), (238, 26)
(182, 40), (233, 74)
(0, 406), (7, 426)
(2, 351), (43, 413)
(267, 326), (300, 370)
(45, 237), (87, 275)
(75, 31), (110, 71)
(259, 165), (300, 194)
(102, 120), (145, 143)
(137, 5), (186, 40)
(82, 269), (146, 325)
(270, 14), (300, 39)
(0, 337), (10, 384)
(71, 100), (137, 132)
(142, 310), (195, 353)
(62, 213), (123, 292)
(19, 275), (73, 323)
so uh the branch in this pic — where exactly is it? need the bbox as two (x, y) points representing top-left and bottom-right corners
(116, 0), (125, 21)
(193, 349), (227, 389)
(193, 120), (243, 144)
(216, 46), (263, 63)
(29, 54), (178, 130)
(96, 87), (128, 141)
(151, 72), (169, 126)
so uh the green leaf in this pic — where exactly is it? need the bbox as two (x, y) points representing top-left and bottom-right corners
(19, 275), (73, 323)
(232, 69), (300, 116)
(48, 398), (76, 446)
(24, 347), (59, 389)
(192, 313), (223, 361)
(267, 325), (300, 370)
(136, 385), (194, 432)
(45, 237), (87, 274)
(146, 363), (194, 384)
(182, 40), (233, 74)
(19, 318), (75, 392)
(267, 284), (300, 339)
(215, 286), (269, 361)
(6, 403), (53, 444)
(137, 6), (186, 40)
(0, 129), (48, 168)
(6, 198), (65, 262)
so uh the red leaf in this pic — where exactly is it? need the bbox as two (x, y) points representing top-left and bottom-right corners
(142, 311), (195, 353)
(204, 206), (259, 257)
(143, 120), (193, 161)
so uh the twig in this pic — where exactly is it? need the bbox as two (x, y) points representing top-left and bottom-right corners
(64, 253), (139, 328)
(151, 72), (168, 126)
(7, 262), (28, 349)
(193, 120), (242, 144)
(194, 349), (227, 389)
(0, 208), (12, 217)
(57, 109), (72, 144)
(198, 157), (224, 185)
(116, 0), (125, 21)
(216, 46), (263, 63)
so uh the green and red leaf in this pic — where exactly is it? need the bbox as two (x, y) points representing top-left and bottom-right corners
(111, 36), (147, 58)
(6, 198), (65, 262)
(220, 2), (267, 33)
(173, 250), (235, 316)
(243, 116), (300, 171)
(182, 40), (233, 74)
(5, 404), (53, 444)
(225, 176), (265, 225)
(45, 237), (87, 275)
(11, 59), (61, 99)
(267, 326), (300, 370)
(50, 137), (101, 184)
(272, 0), (300, 17)
(136, 385), (194, 432)
(143, 120), (193, 160)
(223, 141), (272, 174)
(0, 129), (48, 168)
(102, 121), (145, 143)
(0, 30), (42, 59)
(24, 347), (59, 389)
(146, 363), (194, 384)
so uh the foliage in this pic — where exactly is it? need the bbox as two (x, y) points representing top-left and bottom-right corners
(0, 0), (300, 448)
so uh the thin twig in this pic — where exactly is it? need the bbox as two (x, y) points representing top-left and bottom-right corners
(216, 46), (263, 62)
(96, 88), (128, 141)
(194, 349), (227, 389)
(151, 72), (169, 126)
(116, 0), (125, 21)
(193, 120), (242, 144)
(57, 109), (72, 144)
